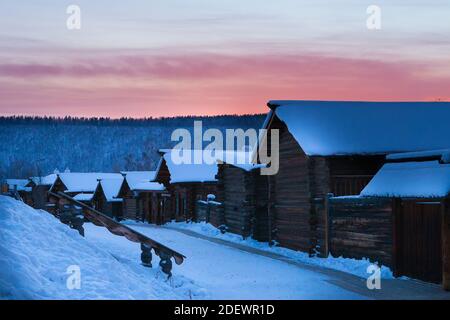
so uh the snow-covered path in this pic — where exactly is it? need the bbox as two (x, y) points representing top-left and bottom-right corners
(85, 223), (365, 299)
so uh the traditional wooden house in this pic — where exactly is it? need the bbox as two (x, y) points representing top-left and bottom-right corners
(92, 178), (124, 219)
(260, 100), (450, 255)
(4, 179), (33, 205)
(354, 149), (450, 287)
(25, 174), (58, 210)
(48, 172), (122, 214)
(155, 149), (219, 222)
(118, 171), (166, 223)
(215, 151), (269, 241)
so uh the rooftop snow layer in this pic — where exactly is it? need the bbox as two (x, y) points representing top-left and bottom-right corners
(29, 174), (58, 186)
(361, 160), (450, 198)
(162, 150), (218, 183)
(73, 193), (94, 202)
(5, 179), (30, 192)
(58, 173), (122, 193)
(268, 100), (450, 156)
(216, 150), (266, 171)
(120, 171), (163, 192)
(133, 181), (165, 192)
(99, 178), (124, 202)
(387, 149), (450, 161)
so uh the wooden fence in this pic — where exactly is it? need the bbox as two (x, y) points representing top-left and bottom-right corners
(326, 196), (394, 267)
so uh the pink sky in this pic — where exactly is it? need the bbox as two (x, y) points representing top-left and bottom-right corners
(0, 1), (449, 117)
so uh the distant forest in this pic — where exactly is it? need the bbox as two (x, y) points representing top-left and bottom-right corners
(0, 114), (265, 179)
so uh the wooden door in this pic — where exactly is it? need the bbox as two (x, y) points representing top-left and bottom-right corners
(395, 200), (442, 283)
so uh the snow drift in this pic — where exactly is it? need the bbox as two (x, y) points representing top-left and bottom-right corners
(0, 196), (204, 299)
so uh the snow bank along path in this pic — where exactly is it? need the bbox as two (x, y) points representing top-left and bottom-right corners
(0, 196), (204, 299)
(164, 221), (395, 280)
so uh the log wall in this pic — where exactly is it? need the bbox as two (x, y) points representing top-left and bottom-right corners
(216, 164), (269, 240)
(328, 196), (393, 267)
(271, 120), (312, 252)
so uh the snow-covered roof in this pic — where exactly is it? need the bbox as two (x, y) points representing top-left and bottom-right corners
(216, 150), (266, 172)
(6, 179), (30, 192)
(99, 178), (124, 202)
(361, 161), (450, 198)
(121, 171), (158, 191)
(387, 149), (450, 162)
(267, 100), (450, 156)
(133, 181), (166, 192)
(29, 174), (57, 186)
(162, 150), (218, 183)
(57, 173), (122, 193)
(73, 193), (94, 202)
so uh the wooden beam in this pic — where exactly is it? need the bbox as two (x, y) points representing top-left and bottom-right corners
(48, 191), (186, 265)
(443, 196), (450, 291)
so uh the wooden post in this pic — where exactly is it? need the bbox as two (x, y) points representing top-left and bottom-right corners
(443, 196), (450, 290)
(392, 198), (401, 278)
(267, 175), (272, 245)
(323, 193), (333, 258)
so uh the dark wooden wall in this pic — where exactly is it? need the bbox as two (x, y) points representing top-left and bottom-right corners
(394, 199), (443, 283)
(443, 196), (450, 290)
(328, 156), (384, 196)
(216, 164), (269, 240)
(270, 117), (313, 252)
(328, 197), (393, 267)
(217, 164), (253, 237)
(267, 115), (387, 255)
(31, 185), (51, 210)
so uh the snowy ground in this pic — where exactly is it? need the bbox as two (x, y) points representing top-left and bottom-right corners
(115, 223), (366, 299)
(0, 196), (204, 300)
(162, 221), (395, 279)
(15, 195), (450, 299)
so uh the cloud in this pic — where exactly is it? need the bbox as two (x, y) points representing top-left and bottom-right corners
(0, 51), (449, 117)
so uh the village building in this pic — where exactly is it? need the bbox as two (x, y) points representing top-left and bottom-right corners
(260, 100), (450, 255)
(154, 149), (219, 222)
(213, 151), (270, 240)
(25, 174), (58, 210)
(92, 178), (124, 219)
(354, 149), (450, 287)
(48, 172), (122, 214)
(3, 179), (33, 205)
(117, 171), (166, 223)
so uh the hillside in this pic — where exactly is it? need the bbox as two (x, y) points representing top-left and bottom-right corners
(0, 114), (265, 179)
(0, 196), (205, 299)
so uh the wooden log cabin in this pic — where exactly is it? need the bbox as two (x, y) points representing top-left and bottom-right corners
(48, 172), (122, 214)
(356, 150), (450, 287)
(117, 171), (167, 223)
(261, 100), (450, 255)
(4, 179), (33, 205)
(215, 153), (270, 241)
(92, 177), (124, 219)
(25, 174), (58, 210)
(155, 149), (219, 222)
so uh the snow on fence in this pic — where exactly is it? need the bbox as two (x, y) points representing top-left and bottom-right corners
(196, 199), (227, 232)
